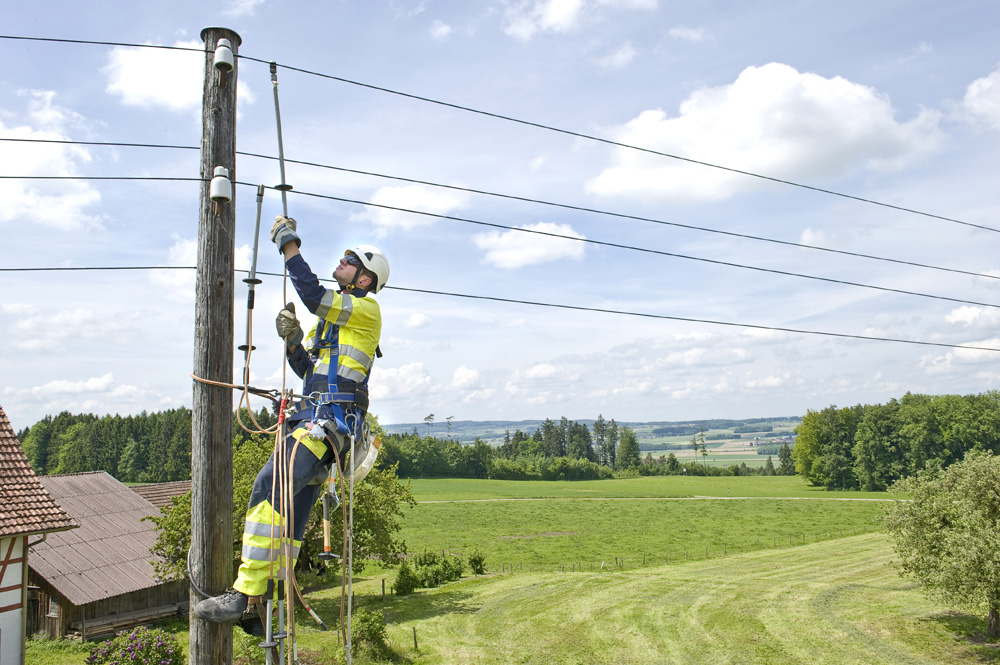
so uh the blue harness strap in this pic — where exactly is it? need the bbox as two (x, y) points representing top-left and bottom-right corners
(306, 317), (374, 441)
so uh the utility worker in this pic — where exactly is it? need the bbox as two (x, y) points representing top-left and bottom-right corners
(194, 215), (388, 623)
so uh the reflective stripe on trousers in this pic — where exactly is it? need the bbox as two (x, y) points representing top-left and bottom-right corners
(233, 426), (333, 597)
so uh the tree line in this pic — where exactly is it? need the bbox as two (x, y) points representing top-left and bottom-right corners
(18, 408), (194, 482)
(793, 391), (1000, 491)
(381, 415), (639, 481)
(17, 408), (795, 482)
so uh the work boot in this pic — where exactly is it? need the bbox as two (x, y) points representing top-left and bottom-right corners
(193, 589), (249, 622)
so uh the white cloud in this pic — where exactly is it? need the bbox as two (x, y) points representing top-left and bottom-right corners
(963, 63), (1000, 131)
(9, 307), (104, 351)
(944, 306), (1000, 328)
(597, 41), (637, 70)
(0, 92), (102, 231)
(31, 373), (116, 395)
(526, 363), (557, 379)
(586, 63), (943, 204)
(104, 40), (255, 112)
(223, 0), (266, 16)
(472, 221), (586, 268)
(921, 338), (1000, 374)
(104, 40), (204, 111)
(150, 236), (197, 303)
(503, 0), (654, 40)
(451, 365), (481, 389)
(403, 313), (432, 329)
(597, 0), (656, 7)
(745, 373), (789, 389)
(668, 25), (706, 42)
(370, 362), (432, 399)
(351, 185), (467, 237)
(430, 19), (453, 39)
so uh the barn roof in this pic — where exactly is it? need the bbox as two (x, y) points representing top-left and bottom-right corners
(131, 480), (191, 510)
(30, 471), (172, 606)
(0, 404), (77, 538)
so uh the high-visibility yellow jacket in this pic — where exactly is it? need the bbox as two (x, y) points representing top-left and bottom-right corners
(285, 254), (381, 411)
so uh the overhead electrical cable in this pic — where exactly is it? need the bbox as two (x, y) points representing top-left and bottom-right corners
(0, 34), (205, 53)
(240, 182), (1000, 311)
(5, 264), (997, 354)
(0, 37), (993, 233)
(6, 136), (994, 283)
(387, 285), (1000, 354)
(237, 57), (1000, 236)
(2, 164), (995, 310)
(0, 175), (203, 182)
(236, 151), (1000, 283)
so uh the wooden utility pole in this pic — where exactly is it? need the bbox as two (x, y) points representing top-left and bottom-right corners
(190, 26), (241, 665)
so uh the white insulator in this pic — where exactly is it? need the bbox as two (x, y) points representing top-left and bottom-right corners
(214, 39), (234, 72)
(210, 166), (232, 203)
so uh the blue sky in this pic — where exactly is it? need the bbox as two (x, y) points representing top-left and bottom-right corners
(2, 0), (1000, 433)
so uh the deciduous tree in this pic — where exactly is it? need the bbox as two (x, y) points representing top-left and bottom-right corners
(880, 451), (1000, 637)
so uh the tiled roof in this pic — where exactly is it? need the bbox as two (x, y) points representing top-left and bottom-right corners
(30, 471), (172, 606)
(0, 404), (77, 538)
(131, 481), (191, 509)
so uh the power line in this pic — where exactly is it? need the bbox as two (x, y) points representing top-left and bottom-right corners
(0, 175), (203, 182)
(7, 136), (994, 283)
(389, 285), (1000, 353)
(241, 57), (1000, 236)
(0, 34), (204, 53)
(3, 157), (995, 309)
(0, 137), (199, 151)
(1, 35), (992, 234)
(5, 264), (997, 353)
(236, 151), (1000, 283)
(244, 182), (1000, 311)
(0, 266), (195, 272)
(6, 164), (997, 310)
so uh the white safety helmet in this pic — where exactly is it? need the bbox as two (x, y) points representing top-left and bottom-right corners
(346, 245), (390, 294)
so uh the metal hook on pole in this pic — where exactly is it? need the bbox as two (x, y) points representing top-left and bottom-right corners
(269, 61), (293, 216)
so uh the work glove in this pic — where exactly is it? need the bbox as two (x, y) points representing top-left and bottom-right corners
(275, 302), (304, 348)
(270, 215), (301, 253)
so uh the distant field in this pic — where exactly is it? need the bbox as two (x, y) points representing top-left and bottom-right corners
(398, 476), (889, 573)
(405, 475), (885, 501)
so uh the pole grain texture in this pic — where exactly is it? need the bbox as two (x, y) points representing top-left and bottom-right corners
(190, 26), (241, 665)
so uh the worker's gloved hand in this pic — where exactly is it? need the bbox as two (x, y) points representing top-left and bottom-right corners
(275, 302), (303, 348)
(270, 215), (301, 253)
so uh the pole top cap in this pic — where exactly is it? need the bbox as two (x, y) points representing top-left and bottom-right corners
(200, 27), (242, 46)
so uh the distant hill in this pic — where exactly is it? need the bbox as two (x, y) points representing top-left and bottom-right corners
(382, 417), (801, 446)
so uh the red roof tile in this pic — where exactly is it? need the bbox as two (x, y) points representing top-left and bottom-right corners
(0, 404), (77, 537)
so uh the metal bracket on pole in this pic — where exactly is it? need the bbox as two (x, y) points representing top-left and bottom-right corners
(238, 185), (266, 370)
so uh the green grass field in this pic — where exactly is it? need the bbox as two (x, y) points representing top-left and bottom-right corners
(350, 533), (997, 665)
(384, 475), (892, 578)
(30, 476), (988, 665)
(404, 475), (888, 501)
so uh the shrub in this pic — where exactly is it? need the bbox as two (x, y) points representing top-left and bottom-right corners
(233, 626), (266, 665)
(392, 559), (420, 596)
(468, 549), (486, 575)
(86, 626), (183, 665)
(351, 608), (391, 659)
(441, 553), (464, 581)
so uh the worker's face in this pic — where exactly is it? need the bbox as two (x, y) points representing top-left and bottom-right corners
(333, 253), (371, 289)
